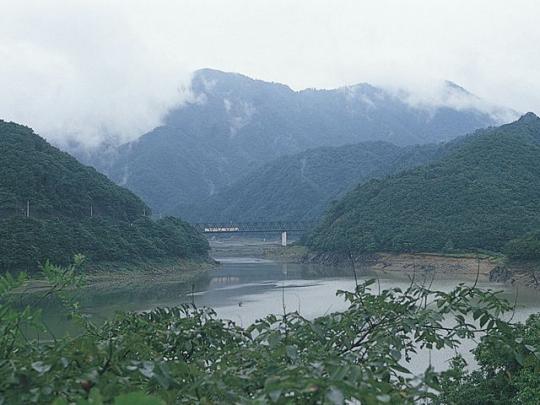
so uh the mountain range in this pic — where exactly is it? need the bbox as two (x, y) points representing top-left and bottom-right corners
(79, 69), (514, 215)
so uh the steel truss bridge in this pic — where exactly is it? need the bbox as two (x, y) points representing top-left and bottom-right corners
(191, 221), (316, 246)
(191, 221), (315, 234)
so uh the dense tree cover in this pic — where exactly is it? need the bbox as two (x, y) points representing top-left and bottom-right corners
(0, 120), (147, 221)
(0, 217), (208, 272)
(308, 113), (540, 255)
(2, 261), (538, 404)
(504, 230), (540, 261)
(0, 121), (209, 272)
(83, 69), (504, 213)
(439, 314), (540, 404)
(178, 142), (443, 222)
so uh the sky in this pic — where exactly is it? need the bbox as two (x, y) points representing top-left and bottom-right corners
(1, 0), (539, 148)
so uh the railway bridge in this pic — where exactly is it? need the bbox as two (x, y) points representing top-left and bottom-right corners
(191, 221), (316, 246)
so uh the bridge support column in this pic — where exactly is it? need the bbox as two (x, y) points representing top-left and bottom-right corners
(281, 231), (287, 247)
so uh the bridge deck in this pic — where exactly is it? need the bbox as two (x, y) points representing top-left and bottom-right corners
(192, 221), (316, 233)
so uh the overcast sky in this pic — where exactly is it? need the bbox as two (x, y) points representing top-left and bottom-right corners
(1, 0), (539, 148)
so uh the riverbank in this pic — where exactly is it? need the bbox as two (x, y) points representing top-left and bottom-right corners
(85, 257), (215, 283)
(262, 245), (308, 262)
(19, 257), (217, 297)
(491, 261), (540, 289)
(211, 237), (540, 290)
(263, 245), (540, 289)
(305, 251), (501, 278)
(9, 257), (216, 337)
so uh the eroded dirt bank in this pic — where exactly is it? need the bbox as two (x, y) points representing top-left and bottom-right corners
(304, 251), (540, 289)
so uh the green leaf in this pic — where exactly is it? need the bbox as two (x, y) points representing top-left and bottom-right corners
(376, 394), (391, 402)
(479, 314), (490, 328)
(139, 361), (155, 379)
(268, 333), (281, 348)
(31, 361), (51, 375)
(113, 392), (164, 405)
(326, 387), (344, 404)
(88, 388), (104, 404)
(269, 389), (282, 402)
(514, 350), (524, 366)
(286, 345), (298, 361)
(391, 363), (411, 374)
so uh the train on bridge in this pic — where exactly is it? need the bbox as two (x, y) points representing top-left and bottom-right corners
(191, 221), (316, 246)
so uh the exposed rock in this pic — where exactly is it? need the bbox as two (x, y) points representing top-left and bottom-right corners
(489, 265), (512, 283)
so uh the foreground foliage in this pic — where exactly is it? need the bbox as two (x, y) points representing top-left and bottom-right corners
(1, 260), (539, 404)
(438, 314), (540, 404)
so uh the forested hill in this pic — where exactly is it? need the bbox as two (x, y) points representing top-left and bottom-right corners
(308, 113), (540, 254)
(0, 121), (209, 272)
(178, 141), (444, 222)
(0, 120), (148, 220)
(82, 69), (512, 213)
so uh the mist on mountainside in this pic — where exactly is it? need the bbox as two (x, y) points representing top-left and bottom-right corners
(78, 69), (514, 214)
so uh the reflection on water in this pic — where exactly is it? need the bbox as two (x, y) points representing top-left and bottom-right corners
(36, 255), (539, 374)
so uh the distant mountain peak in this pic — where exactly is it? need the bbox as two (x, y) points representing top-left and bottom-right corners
(192, 68), (293, 93)
(517, 111), (539, 123)
(443, 80), (472, 95)
(194, 68), (248, 81)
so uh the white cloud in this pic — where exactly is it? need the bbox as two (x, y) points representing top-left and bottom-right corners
(0, 1), (193, 148)
(0, 0), (539, 148)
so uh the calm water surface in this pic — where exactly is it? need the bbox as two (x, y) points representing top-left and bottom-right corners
(39, 249), (540, 375)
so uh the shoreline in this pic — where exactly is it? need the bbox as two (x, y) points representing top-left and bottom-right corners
(264, 245), (540, 290)
(18, 257), (217, 295)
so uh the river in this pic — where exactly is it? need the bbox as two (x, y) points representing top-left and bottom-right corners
(38, 239), (540, 375)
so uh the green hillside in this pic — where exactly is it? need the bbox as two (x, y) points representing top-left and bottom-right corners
(308, 113), (540, 254)
(178, 141), (443, 222)
(0, 121), (209, 272)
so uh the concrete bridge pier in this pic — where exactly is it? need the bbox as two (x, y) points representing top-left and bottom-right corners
(281, 231), (287, 247)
